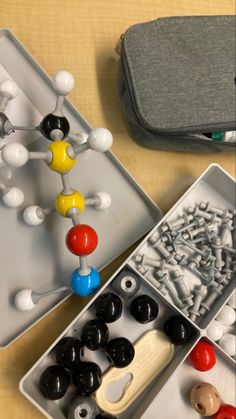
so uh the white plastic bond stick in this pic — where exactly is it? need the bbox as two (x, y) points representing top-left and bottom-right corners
(0, 181), (5, 191)
(28, 151), (51, 162)
(4, 120), (39, 132)
(72, 142), (89, 154)
(14, 286), (69, 311)
(79, 256), (91, 275)
(55, 95), (65, 113)
(61, 173), (73, 194)
(68, 132), (88, 145)
(85, 192), (112, 210)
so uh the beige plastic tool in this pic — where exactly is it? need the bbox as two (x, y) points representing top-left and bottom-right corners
(95, 329), (174, 415)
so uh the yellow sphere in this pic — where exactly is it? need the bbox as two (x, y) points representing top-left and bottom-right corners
(48, 141), (75, 173)
(55, 191), (85, 217)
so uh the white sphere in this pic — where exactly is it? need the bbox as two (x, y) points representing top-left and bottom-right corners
(0, 79), (18, 99)
(227, 291), (236, 309)
(23, 205), (44, 226)
(2, 187), (24, 207)
(216, 304), (235, 326)
(219, 333), (235, 356)
(94, 191), (112, 210)
(207, 320), (223, 341)
(1, 143), (29, 167)
(53, 71), (75, 95)
(14, 289), (36, 311)
(88, 128), (113, 152)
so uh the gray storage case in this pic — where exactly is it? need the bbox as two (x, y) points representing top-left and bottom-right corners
(118, 16), (236, 152)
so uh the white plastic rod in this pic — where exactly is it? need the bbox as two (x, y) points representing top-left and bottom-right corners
(79, 256), (91, 275)
(85, 191), (112, 210)
(15, 286), (69, 311)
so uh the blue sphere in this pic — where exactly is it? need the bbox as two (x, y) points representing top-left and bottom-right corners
(71, 267), (100, 297)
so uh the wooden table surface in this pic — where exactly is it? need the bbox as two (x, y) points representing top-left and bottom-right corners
(0, 1), (235, 417)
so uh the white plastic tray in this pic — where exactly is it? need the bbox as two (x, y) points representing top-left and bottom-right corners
(20, 165), (235, 418)
(0, 29), (161, 347)
(129, 164), (235, 330)
(20, 266), (200, 419)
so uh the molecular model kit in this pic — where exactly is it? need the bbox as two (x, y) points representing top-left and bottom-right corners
(0, 71), (113, 311)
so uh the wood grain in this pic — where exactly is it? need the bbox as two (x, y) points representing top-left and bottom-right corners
(0, 1), (235, 417)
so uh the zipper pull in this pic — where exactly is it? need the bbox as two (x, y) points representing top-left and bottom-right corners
(115, 34), (124, 56)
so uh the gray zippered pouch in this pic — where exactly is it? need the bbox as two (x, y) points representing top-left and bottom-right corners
(118, 16), (236, 152)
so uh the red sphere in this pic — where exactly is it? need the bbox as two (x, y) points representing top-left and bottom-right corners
(188, 339), (216, 371)
(66, 224), (98, 256)
(213, 404), (236, 419)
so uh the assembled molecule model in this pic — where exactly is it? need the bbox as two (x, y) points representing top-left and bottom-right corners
(0, 71), (113, 308)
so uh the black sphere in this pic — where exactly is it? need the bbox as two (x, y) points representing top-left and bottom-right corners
(39, 365), (70, 400)
(95, 292), (123, 323)
(95, 414), (117, 419)
(106, 337), (135, 368)
(130, 294), (159, 323)
(81, 319), (109, 351)
(53, 337), (83, 369)
(72, 361), (102, 395)
(40, 113), (70, 140)
(164, 315), (194, 345)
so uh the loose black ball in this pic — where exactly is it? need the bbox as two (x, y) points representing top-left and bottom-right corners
(53, 337), (83, 369)
(106, 337), (135, 368)
(95, 292), (123, 323)
(130, 294), (159, 323)
(72, 361), (102, 395)
(40, 113), (70, 140)
(81, 319), (109, 350)
(164, 315), (194, 345)
(39, 365), (70, 400)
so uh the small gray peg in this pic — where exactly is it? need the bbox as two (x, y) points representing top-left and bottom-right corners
(189, 285), (207, 322)
(199, 284), (224, 316)
(171, 269), (194, 306)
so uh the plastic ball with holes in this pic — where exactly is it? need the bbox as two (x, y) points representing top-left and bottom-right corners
(130, 294), (159, 324)
(1, 142), (29, 167)
(213, 404), (236, 419)
(1, 186), (24, 207)
(216, 304), (235, 326)
(164, 315), (194, 345)
(66, 224), (98, 256)
(81, 319), (109, 351)
(0, 79), (18, 98)
(23, 205), (44, 226)
(53, 70), (75, 95)
(72, 361), (102, 395)
(218, 334), (235, 357)
(95, 292), (123, 323)
(88, 128), (113, 152)
(53, 337), (83, 369)
(190, 382), (221, 416)
(188, 340), (216, 371)
(70, 267), (100, 297)
(106, 337), (135, 368)
(207, 320), (223, 342)
(39, 365), (70, 400)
